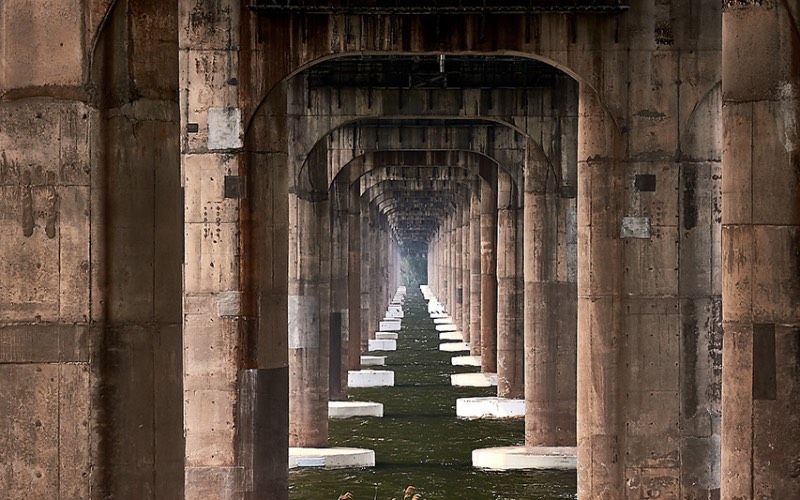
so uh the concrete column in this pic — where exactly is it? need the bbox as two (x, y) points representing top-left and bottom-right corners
(329, 180), (349, 400)
(470, 186), (483, 356)
(360, 196), (372, 349)
(721, 2), (800, 497)
(481, 178), (498, 373)
(447, 215), (456, 316)
(576, 83), (625, 497)
(524, 156), (577, 448)
(347, 184), (362, 370)
(288, 192), (330, 447)
(454, 208), (464, 329)
(461, 200), (472, 337)
(497, 173), (523, 398)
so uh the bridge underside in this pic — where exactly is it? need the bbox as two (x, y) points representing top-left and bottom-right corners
(0, 1), (798, 499)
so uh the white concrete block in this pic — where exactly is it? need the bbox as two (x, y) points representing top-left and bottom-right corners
(472, 446), (577, 470)
(329, 401), (384, 418)
(386, 307), (404, 318)
(452, 355), (481, 366)
(620, 216), (651, 239)
(375, 332), (398, 340)
(348, 370), (394, 387)
(368, 339), (396, 351)
(428, 303), (445, 314)
(207, 107), (242, 150)
(360, 355), (385, 366)
(435, 323), (458, 332)
(430, 312), (449, 319)
(439, 342), (470, 352)
(379, 320), (401, 331)
(456, 397), (524, 419)
(433, 317), (454, 324)
(451, 372), (498, 387)
(439, 331), (463, 341)
(289, 447), (376, 469)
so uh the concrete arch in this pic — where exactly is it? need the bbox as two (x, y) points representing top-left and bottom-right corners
(296, 120), (528, 197)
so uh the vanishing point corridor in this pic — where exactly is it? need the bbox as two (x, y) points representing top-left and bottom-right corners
(1, 1), (799, 499)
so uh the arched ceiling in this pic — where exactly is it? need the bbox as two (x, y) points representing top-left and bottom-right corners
(292, 54), (577, 248)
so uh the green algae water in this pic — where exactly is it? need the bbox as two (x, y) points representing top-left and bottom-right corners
(289, 288), (577, 499)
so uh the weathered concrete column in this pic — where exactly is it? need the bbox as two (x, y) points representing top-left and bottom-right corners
(576, 83), (625, 498)
(347, 183), (362, 369)
(469, 186), (483, 355)
(496, 173), (523, 398)
(721, 2), (800, 497)
(329, 180), (349, 400)
(360, 196), (373, 347)
(480, 178), (498, 373)
(288, 190), (331, 447)
(524, 153), (577, 448)
(461, 199), (472, 337)
(447, 214), (456, 317)
(454, 208), (464, 329)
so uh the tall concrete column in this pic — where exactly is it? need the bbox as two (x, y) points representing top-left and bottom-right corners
(329, 180), (349, 400)
(480, 178), (498, 373)
(454, 208), (464, 329)
(524, 155), (577, 448)
(288, 192), (330, 447)
(576, 83), (625, 497)
(461, 200), (472, 337)
(347, 184), (362, 370)
(447, 215), (456, 316)
(360, 196), (373, 348)
(496, 173), (523, 398)
(469, 186), (482, 355)
(721, 2), (800, 497)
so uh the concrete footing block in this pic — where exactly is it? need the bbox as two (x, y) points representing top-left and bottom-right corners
(456, 397), (524, 419)
(329, 401), (384, 418)
(433, 317), (454, 324)
(348, 369), (394, 387)
(368, 339), (396, 351)
(360, 355), (385, 366)
(379, 320), (401, 331)
(439, 342), (470, 352)
(451, 372), (497, 387)
(439, 331), (463, 341)
(451, 355), (481, 366)
(289, 447), (376, 469)
(375, 331), (398, 340)
(429, 312), (448, 319)
(472, 446), (577, 470)
(435, 323), (458, 332)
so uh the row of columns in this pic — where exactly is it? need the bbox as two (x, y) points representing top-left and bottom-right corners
(426, 166), (578, 448)
(288, 178), (401, 447)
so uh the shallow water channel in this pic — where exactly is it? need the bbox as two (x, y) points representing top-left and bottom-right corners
(289, 288), (577, 499)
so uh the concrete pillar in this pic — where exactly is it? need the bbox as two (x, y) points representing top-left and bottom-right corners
(181, 0), (290, 496)
(721, 2), (800, 497)
(360, 196), (373, 348)
(481, 178), (498, 373)
(524, 154), (577, 448)
(447, 215), (456, 316)
(461, 199), (472, 337)
(576, 83), (625, 498)
(454, 208), (464, 329)
(470, 186), (483, 356)
(329, 180), (349, 400)
(347, 184), (362, 370)
(497, 173), (523, 398)
(288, 191), (330, 447)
